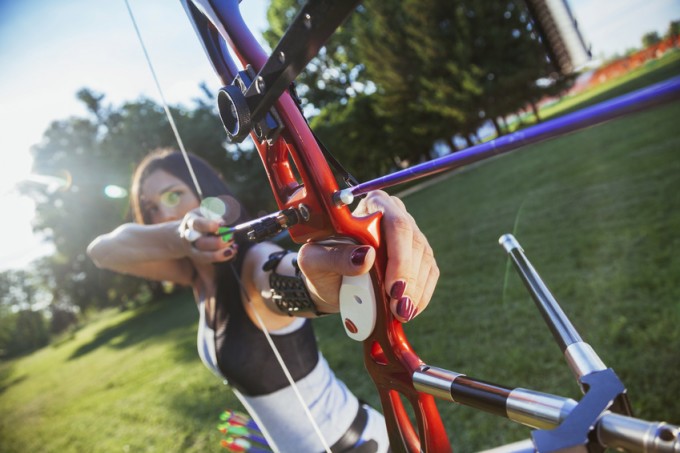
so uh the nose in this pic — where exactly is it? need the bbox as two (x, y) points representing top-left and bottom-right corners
(156, 205), (181, 223)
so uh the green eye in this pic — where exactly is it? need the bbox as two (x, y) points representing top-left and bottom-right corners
(161, 191), (181, 207)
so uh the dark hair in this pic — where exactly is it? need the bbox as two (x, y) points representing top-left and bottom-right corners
(130, 149), (255, 323)
(130, 149), (251, 225)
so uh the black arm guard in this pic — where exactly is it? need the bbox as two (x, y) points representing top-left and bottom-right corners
(262, 250), (329, 317)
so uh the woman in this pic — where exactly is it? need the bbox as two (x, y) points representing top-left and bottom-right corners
(87, 149), (439, 452)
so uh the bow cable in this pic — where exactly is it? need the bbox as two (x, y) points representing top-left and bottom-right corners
(123, 2), (332, 451)
(124, 0), (203, 200)
(229, 266), (332, 453)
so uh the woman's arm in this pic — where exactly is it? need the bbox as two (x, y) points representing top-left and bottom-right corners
(87, 212), (237, 286)
(87, 221), (195, 285)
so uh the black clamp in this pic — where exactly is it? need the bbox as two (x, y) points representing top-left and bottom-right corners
(217, 66), (283, 145)
(532, 368), (632, 452)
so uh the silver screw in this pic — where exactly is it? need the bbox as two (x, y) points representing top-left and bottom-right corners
(298, 204), (311, 221)
(256, 76), (266, 93)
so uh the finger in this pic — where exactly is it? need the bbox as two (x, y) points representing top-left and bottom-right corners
(417, 257), (439, 318)
(297, 243), (376, 278)
(213, 243), (238, 263)
(381, 208), (415, 301)
(179, 213), (217, 247)
(358, 192), (416, 303)
(199, 243), (239, 264)
(190, 215), (222, 235)
(405, 233), (426, 304)
(391, 295), (417, 323)
(193, 234), (235, 253)
(392, 234), (436, 322)
(414, 235), (439, 313)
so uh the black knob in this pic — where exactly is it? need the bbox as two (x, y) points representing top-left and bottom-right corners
(217, 85), (252, 143)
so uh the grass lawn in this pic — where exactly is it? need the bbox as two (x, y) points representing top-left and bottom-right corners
(505, 49), (680, 129)
(2, 85), (679, 452)
(318, 97), (680, 451)
(541, 49), (680, 120)
(0, 296), (239, 452)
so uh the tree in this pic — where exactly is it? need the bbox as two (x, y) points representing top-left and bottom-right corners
(666, 20), (680, 43)
(310, 94), (395, 181)
(263, 0), (368, 110)
(356, 0), (483, 160)
(11, 310), (49, 355)
(0, 269), (50, 356)
(642, 31), (661, 48)
(20, 88), (273, 312)
(265, 0), (566, 169)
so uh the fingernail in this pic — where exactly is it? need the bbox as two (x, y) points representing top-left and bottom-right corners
(390, 280), (406, 299)
(350, 246), (371, 266)
(223, 248), (234, 258)
(396, 296), (416, 321)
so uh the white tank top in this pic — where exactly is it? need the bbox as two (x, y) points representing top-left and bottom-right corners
(196, 299), (389, 452)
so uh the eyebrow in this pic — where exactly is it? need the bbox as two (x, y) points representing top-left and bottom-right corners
(157, 183), (184, 196)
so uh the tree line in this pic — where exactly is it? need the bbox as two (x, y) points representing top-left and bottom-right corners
(1, 0), (576, 356)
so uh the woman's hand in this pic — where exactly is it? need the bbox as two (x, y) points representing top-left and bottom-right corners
(178, 209), (238, 264)
(297, 190), (438, 323)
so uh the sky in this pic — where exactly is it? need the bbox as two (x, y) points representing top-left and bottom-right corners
(0, 0), (678, 272)
(0, 0), (270, 272)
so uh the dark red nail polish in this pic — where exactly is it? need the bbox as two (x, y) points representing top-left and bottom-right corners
(397, 296), (415, 321)
(223, 249), (234, 258)
(390, 280), (406, 299)
(350, 246), (370, 266)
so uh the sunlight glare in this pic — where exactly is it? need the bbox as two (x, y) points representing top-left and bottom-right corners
(104, 185), (128, 199)
(0, 148), (53, 271)
(0, 149), (32, 194)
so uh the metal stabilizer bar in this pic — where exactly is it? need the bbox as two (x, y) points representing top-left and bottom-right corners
(412, 234), (679, 451)
(337, 75), (680, 202)
(413, 365), (680, 452)
(498, 234), (607, 380)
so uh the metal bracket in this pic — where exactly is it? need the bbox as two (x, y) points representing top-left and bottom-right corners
(216, 0), (361, 145)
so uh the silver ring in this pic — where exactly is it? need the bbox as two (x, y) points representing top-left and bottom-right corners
(178, 222), (202, 243)
(182, 227), (202, 243)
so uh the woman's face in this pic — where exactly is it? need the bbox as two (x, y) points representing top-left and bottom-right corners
(140, 169), (200, 224)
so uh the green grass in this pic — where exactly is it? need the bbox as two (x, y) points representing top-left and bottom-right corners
(0, 294), (240, 453)
(314, 98), (680, 451)
(540, 49), (680, 120)
(2, 91), (680, 451)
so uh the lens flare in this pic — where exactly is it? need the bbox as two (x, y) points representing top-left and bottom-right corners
(201, 197), (226, 221)
(104, 185), (128, 199)
(201, 196), (241, 224)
